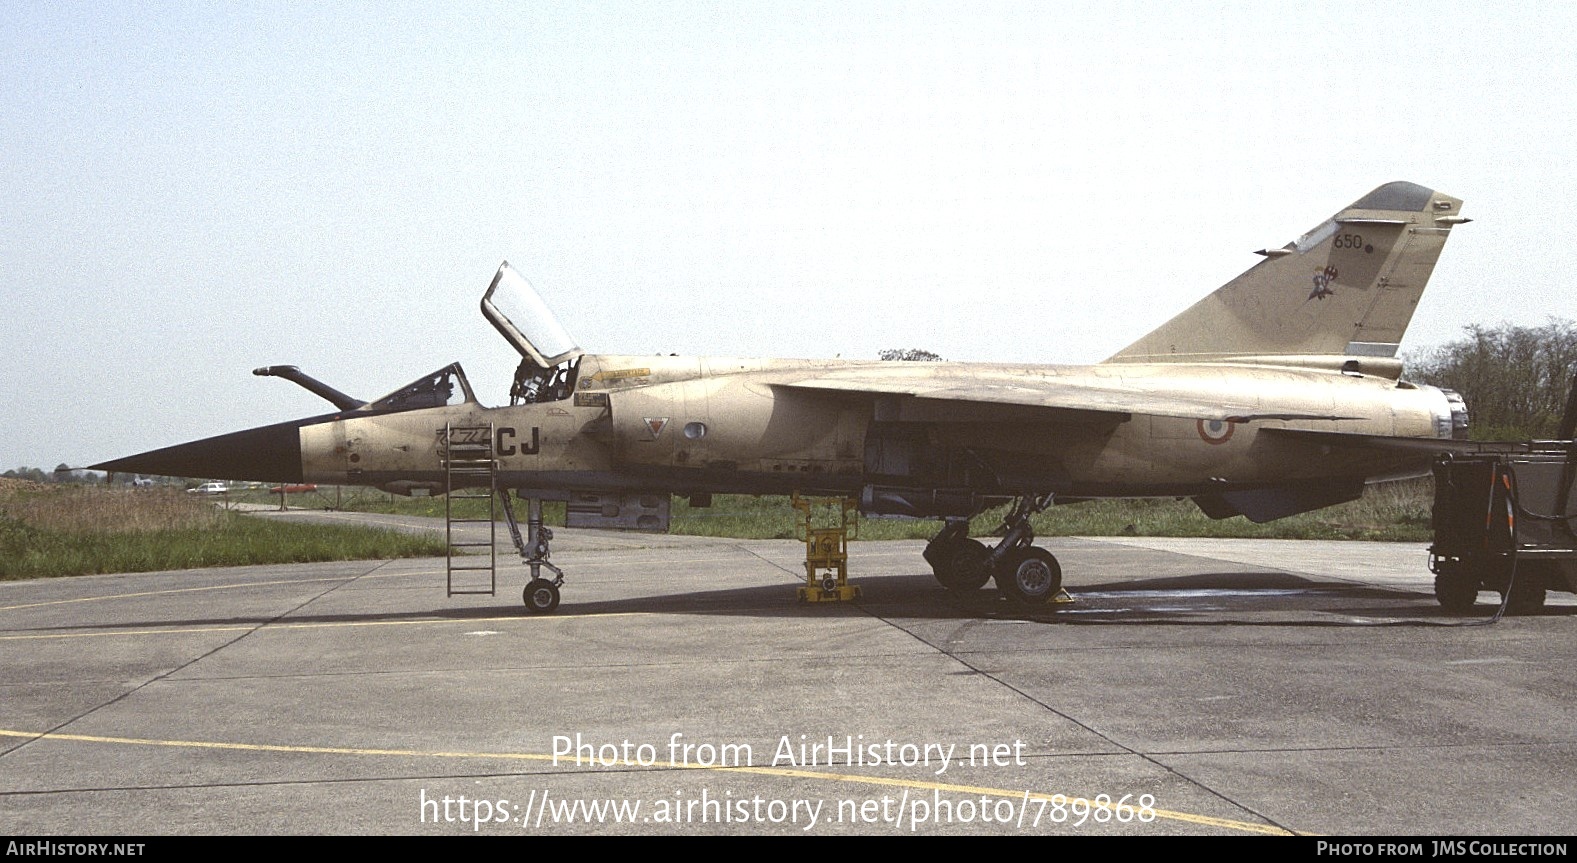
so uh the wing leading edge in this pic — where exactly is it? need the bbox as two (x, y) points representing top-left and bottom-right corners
(778, 369), (1354, 425)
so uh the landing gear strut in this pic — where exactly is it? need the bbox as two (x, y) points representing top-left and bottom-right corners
(923, 495), (1064, 605)
(505, 494), (564, 614)
(988, 494), (1062, 604)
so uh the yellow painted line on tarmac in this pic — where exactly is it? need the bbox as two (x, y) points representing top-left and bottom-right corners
(0, 728), (1291, 834)
(0, 611), (645, 641)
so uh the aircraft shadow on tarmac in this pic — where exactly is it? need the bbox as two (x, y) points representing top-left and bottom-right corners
(848, 571), (1561, 627)
(23, 569), (1566, 636)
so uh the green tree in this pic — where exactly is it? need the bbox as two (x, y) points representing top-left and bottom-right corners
(1407, 320), (1577, 440)
(878, 348), (944, 361)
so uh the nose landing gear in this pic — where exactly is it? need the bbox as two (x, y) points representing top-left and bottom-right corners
(505, 494), (565, 614)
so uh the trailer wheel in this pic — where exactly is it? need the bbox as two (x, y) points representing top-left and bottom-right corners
(1502, 567), (1548, 615)
(1434, 569), (1478, 612)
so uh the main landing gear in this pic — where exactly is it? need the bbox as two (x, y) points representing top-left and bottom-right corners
(924, 495), (1064, 605)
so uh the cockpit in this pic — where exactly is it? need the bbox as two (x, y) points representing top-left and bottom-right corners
(481, 262), (583, 405)
(364, 362), (476, 411)
(254, 361), (478, 415)
(257, 263), (581, 415)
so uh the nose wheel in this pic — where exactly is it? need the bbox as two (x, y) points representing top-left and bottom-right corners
(523, 578), (561, 614)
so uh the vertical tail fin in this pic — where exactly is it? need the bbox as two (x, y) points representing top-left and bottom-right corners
(1106, 181), (1467, 365)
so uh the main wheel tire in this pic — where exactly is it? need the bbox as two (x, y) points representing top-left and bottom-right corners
(933, 538), (993, 591)
(523, 578), (561, 614)
(1433, 569), (1478, 612)
(995, 546), (1062, 604)
(922, 531), (958, 569)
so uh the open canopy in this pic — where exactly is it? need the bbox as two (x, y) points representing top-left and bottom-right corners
(480, 261), (582, 368)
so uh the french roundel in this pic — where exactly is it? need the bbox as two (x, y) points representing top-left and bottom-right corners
(1196, 418), (1235, 445)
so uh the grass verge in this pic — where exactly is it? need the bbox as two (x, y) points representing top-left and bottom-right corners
(0, 481), (446, 580)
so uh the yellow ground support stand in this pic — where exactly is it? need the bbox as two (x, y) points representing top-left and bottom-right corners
(792, 493), (862, 602)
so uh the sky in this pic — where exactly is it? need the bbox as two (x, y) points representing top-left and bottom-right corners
(3, 2), (1575, 472)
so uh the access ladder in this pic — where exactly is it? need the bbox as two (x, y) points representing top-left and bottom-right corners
(443, 423), (497, 596)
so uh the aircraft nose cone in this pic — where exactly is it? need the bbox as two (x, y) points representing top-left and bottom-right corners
(91, 420), (305, 483)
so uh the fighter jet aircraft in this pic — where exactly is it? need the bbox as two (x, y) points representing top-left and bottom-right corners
(94, 181), (1472, 612)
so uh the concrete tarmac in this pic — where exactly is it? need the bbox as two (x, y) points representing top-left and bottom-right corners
(2, 513), (1574, 836)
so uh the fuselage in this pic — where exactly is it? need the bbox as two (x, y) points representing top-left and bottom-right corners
(295, 352), (1458, 508)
